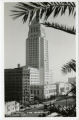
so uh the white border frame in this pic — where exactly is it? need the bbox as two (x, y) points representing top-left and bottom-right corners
(0, 0), (79, 120)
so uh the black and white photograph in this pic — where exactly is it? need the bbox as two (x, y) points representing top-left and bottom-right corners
(3, 1), (77, 117)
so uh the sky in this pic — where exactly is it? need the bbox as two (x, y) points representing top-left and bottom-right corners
(4, 3), (76, 83)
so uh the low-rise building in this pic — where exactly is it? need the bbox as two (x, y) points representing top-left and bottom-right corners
(5, 101), (20, 116)
(30, 85), (44, 101)
(44, 84), (57, 99)
(56, 82), (71, 95)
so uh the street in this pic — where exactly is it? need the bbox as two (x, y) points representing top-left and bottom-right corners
(7, 97), (75, 117)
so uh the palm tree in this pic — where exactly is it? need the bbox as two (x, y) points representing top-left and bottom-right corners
(62, 59), (76, 73)
(62, 59), (76, 116)
(11, 2), (76, 34)
(62, 59), (76, 96)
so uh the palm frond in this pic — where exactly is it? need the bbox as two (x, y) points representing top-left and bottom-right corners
(29, 10), (35, 22)
(42, 22), (76, 35)
(45, 6), (55, 20)
(40, 8), (45, 18)
(62, 59), (76, 74)
(18, 2), (35, 10)
(66, 83), (76, 97)
(11, 2), (76, 23)
(30, 2), (42, 8)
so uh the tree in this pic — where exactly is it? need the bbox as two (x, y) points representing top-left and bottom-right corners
(11, 2), (76, 34)
(62, 59), (76, 96)
(62, 59), (76, 73)
(62, 59), (76, 116)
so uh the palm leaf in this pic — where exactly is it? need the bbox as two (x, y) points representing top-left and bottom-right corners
(40, 8), (45, 18)
(61, 5), (67, 15)
(18, 2), (35, 10)
(30, 2), (42, 8)
(45, 6), (55, 20)
(11, 2), (76, 23)
(53, 6), (61, 17)
(22, 14), (29, 23)
(36, 9), (40, 22)
(42, 22), (76, 35)
(11, 12), (27, 20)
(62, 59), (76, 73)
(67, 84), (76, 96)
(29, 10), (35, 22)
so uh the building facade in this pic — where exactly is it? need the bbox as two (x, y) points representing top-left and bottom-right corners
(26, 17), (49, 85)
(23, 67), (44, 101)
(30, 85), (44, 101)
(44, 84), (57, 99)
(5, 66), (23, 102)
(56, 82), (71, 95)
(5, 65), (30, 104)
(5, 101), (20, 116)
(26, 17), (54, 99)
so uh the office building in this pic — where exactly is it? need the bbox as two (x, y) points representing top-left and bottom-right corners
(26, 17), (49, 85)
(5, 65), (30, 104)
(26, 16), (54, 99)
(30, 85), (44, 101)
(23, 67), (44, 101)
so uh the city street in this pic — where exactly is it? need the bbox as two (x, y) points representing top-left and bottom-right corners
(7, 97), (75, 117)
(10, 105), (45, 117)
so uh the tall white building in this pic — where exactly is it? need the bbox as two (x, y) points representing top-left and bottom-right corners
(22, 67), (44, 101)
(26, 17), (49, 85)
(26, 17), (53, 99)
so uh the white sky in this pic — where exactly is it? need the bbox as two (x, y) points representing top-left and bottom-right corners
(4, 3), (76, 83)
